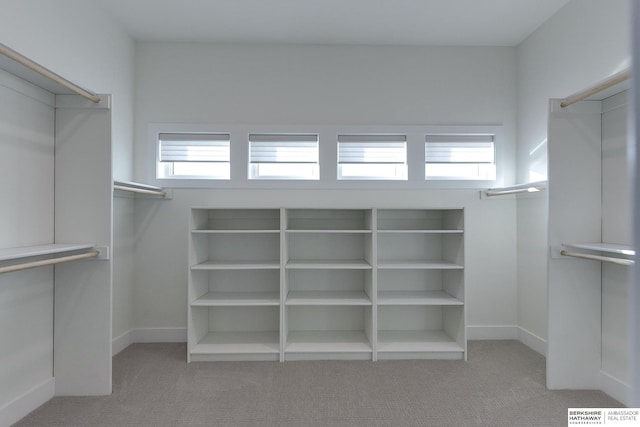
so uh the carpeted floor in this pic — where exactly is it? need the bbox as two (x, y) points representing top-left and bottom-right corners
(14, 340), (621, 426)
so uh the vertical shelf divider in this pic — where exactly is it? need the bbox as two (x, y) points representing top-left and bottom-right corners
(371, 208), (378, 361)
(280, 207), (287, 362)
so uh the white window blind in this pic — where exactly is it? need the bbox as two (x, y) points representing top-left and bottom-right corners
(425, 134), (495, 180)
(249, 134), (319, 179)
(337, 134), (407, 180)
(158, 133), (230, 179)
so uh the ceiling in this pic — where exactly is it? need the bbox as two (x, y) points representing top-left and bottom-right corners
(96, 0), (571, 46)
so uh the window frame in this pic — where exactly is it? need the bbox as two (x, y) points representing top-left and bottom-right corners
(149, 123), (504, 189)
(157, 132), (231, 180)
(424, 134), (497, 181)
(337, 134), (408, 181)
(248, 133), (320, 180)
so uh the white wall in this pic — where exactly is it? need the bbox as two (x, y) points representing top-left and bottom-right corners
(132, 43), (519, 337)
(113, 197), (136, 344)
(515, 0), (631, 347)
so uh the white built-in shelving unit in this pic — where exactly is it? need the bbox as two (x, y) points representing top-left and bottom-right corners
(188, 209), (281, 361)
(188, 208), (465, 362)
(376, 210), (465, 360)
(284, 209), (374, 361)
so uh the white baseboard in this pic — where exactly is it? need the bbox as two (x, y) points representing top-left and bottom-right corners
(466, 326), (547, 357)
(112, 328), (187, 355)
(518, 327), (547, 356)
(112, 330), (136, 356)
(0, 378), (54, 427)
(134, 328), (187, 343)
(466, 325), (519, 340)
(600, 370), (631, 406)
(120, 327), (540, 355)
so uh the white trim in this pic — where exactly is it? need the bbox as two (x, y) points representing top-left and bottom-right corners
(119, 327), (542, 355)
(0, 378), (54, 427)
(466, 325), (519, 340)
(518, 327), (547, 356)
(600, 370), (631, 405)
(133, 328), (187, 343)
(112, 330), (136, 356)
(112, 328), (188, 355)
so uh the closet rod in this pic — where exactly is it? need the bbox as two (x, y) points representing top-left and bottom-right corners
(0, 251), (100, 275)
(560, 69), (630, 108)
(560, 250), (634, 266)
(0, 43), (101, 103)
(485, 181), (547, 197)
(113, 185), (166, 197)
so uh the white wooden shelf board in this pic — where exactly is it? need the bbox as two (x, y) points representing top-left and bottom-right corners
(192, 292), (280, 306)
(378, 291), (463, 306)
(378, 230), (463, 234)
(563, 242), (635, 256)
(377, 261), (463, 270)
(191, 332), (280, 354)
(377, 330), (464, 353)
(286, 259), (372, 269)
(0, 243), (95, 261)
(286, 291), (372, 305)
(191, 260), (280, 270)
(286, 229), (372, 234)
(286, 331), (372, 353)
(192, 229), (280, 234)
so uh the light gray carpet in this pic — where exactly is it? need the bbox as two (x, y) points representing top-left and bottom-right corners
(14, 341), (621, 426)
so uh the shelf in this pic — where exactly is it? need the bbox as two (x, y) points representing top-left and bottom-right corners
(378, 291), (463, 306)
(191, 332), (280, 355)
(191, 261), (280, 270)
(377, 330), (464, 353)
(192, 292), (280, 306)
(193, 209), (281, 232)
(286, 291), (372, 306)
(286, 209), (371, 232)
(377, 209), (463, 232)
(563, 242), (634, 256)
(0, 243), (95, 262)
(286, 229), (371, 234)
(0, 42), (100, 99)
(286, 259), (372, 269)
(377, 230), (463, 234)
(286, 331), (372, 353)
(377, 261), (463, 270)
(192, 229), (280, 234)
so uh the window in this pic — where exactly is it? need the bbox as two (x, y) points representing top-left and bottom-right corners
(425, 134), (495, 180)
(337, 134), (407, 180)
(249, 134), (319, 180)
(152, 124), (499, 187)
(158, 133), (230, 179)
